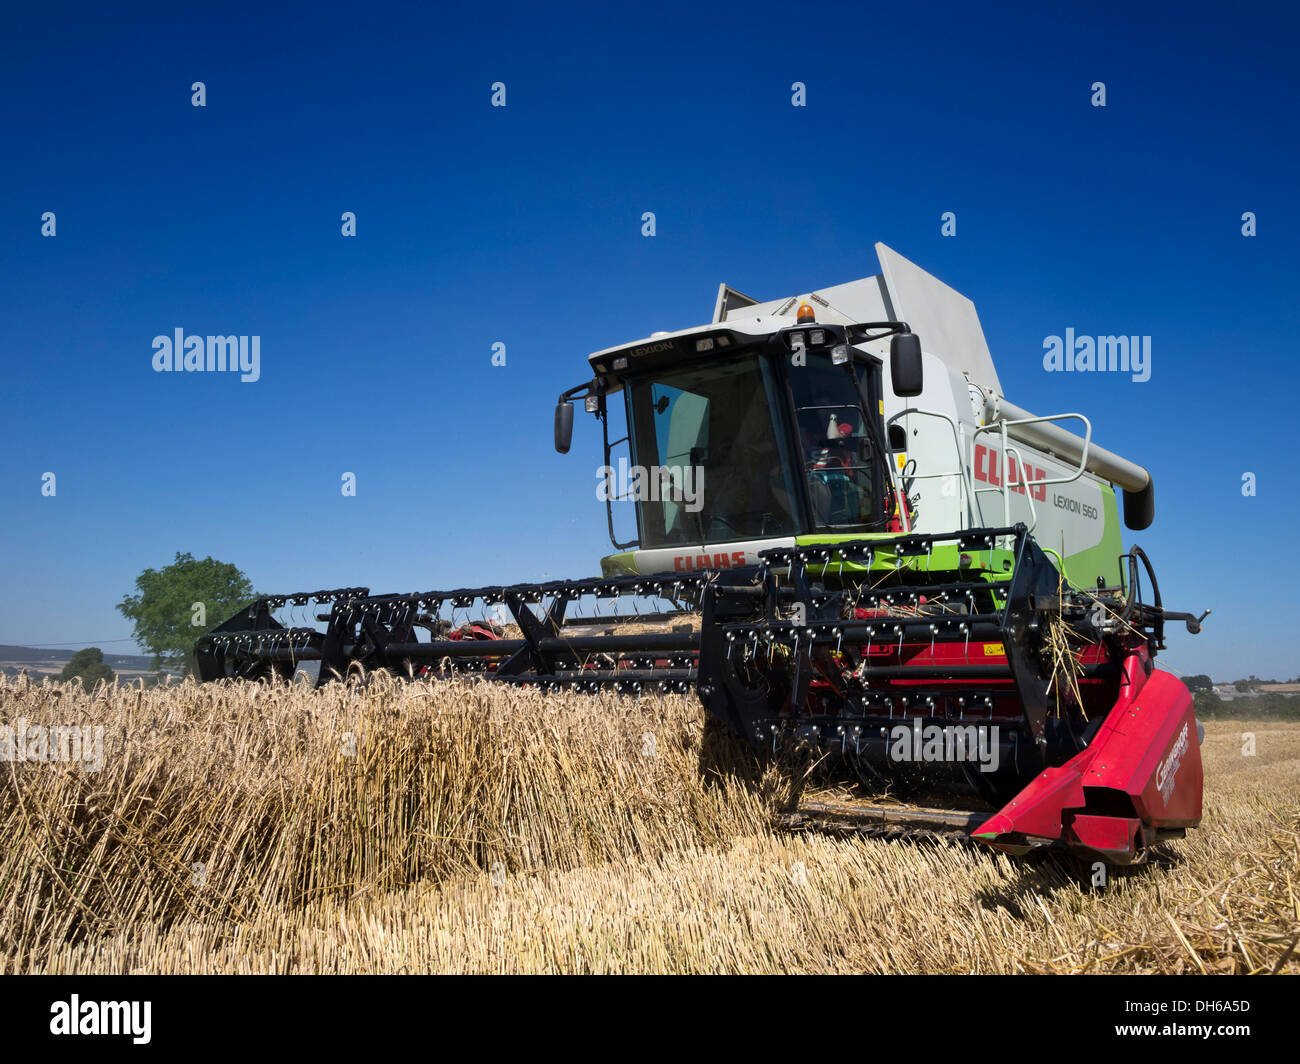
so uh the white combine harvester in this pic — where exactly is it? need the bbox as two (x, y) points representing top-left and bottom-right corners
(199, 244), (1208, 864)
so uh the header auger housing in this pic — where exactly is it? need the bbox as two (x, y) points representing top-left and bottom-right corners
(197, 244), (1207, 866)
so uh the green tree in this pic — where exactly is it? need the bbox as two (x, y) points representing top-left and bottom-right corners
(1182, 674), (1213, 693)
(1192, 689), (1224, 720)
(117, 553), (255, 674)
(59, 647), (116, 689)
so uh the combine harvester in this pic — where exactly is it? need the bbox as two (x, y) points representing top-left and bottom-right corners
(197, 244), (1208, 865)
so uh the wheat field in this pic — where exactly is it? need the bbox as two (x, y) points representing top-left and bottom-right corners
(1, 671), (1296, 974)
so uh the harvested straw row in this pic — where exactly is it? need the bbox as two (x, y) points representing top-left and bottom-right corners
(0, 672), (778, 965)
(3, 671), (1297, 974)
(25, 806), (1298, 975)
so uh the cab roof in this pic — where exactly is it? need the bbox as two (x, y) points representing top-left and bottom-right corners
(586, 242), (1002, 396)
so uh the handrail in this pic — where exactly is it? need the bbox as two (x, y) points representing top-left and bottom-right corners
(885, 408), (976, 528)
(971, 413), (1093, 537)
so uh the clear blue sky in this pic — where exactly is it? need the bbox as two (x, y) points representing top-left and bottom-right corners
(2, 1), (1297, 681)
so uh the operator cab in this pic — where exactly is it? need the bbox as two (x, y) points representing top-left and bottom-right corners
(555, 305), (923, 564)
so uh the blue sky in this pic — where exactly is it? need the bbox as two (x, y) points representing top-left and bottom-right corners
(1, 1), (1297, 680)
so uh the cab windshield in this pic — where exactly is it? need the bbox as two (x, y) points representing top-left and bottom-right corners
(626, 355), (801, 547)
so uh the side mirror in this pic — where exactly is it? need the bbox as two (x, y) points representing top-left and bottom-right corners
(890, 332), (923, 397)
(554, 400), (575, 454)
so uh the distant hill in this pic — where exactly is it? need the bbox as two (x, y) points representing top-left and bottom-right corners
(0, 645), (176, 681)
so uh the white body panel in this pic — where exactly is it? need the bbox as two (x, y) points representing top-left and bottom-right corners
(625, 538), (798, 576)
(887, 356), (1110, 558)
(713, 242), (1002, 396)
